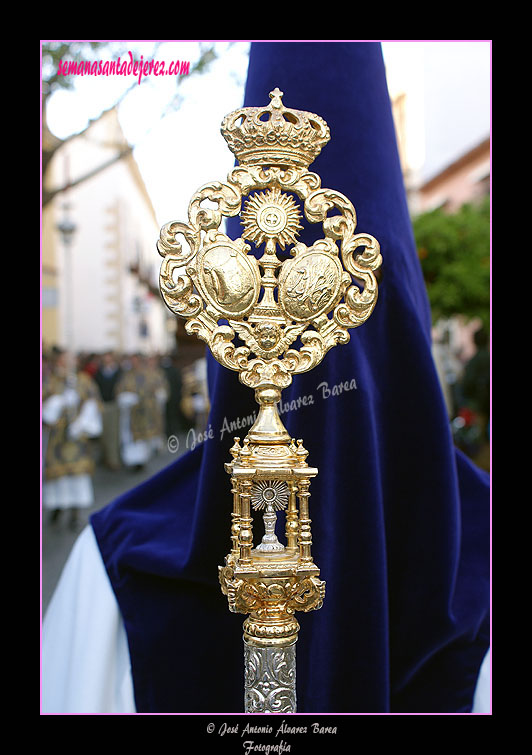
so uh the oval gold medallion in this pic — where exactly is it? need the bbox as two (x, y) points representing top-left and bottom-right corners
(197, 241), (261, 318)
(278, 250), (343, 322)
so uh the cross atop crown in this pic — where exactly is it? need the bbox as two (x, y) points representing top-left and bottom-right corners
(269, 87), (284, 106)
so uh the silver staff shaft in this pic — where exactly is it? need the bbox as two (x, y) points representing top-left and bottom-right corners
(244, 638), (297, 713)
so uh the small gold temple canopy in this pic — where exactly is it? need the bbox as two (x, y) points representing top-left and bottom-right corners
(157, 89), (381, 712)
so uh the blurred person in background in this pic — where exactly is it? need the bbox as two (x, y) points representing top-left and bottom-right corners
(79, 352), (100, 378)
(453, 326), (490, 469)
(145, 355), (169, 455)
(42, 348), (102, 530)
(116, 353), (152, 471)
(462, 326), (490, 436)
(181, 358), (209, 434)
(160, 351), (186, 439)
(42, 350), (53, 470)
(94, 351), (123, 471)
(42, 350), (52, 383)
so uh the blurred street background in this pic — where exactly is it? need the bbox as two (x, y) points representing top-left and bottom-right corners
(41, 347), (206, 613)
(42, 440), (184, 614)
(41, 40), (491, 614)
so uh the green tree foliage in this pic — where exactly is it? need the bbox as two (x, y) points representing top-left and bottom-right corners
(412, 197), (490, 326)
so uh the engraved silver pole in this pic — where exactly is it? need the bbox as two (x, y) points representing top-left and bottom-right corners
(244, 638), (297, 713)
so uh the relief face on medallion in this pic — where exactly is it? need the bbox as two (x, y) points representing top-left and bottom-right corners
(197, 241), (260, 317)
(278, 250), (343, 322)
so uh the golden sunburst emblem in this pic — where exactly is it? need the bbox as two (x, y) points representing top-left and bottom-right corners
(250, 479), (289, 511)
(241, 188), (303, 250)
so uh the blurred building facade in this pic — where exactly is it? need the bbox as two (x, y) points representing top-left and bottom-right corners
(389, 95), (490, 217)
(385, 44), (490, 441)
(384, 41), (491, 217)
(42, 108), (173, 356)
(415, 137), (490, 214)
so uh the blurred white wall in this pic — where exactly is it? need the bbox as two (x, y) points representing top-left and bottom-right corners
(50, 109), (170, 355)
(382, 41), (491, 190)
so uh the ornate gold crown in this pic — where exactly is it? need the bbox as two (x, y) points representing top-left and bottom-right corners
(221, 87), (330, 168)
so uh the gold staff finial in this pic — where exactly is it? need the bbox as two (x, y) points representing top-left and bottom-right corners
(157, 89), (381, 713)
